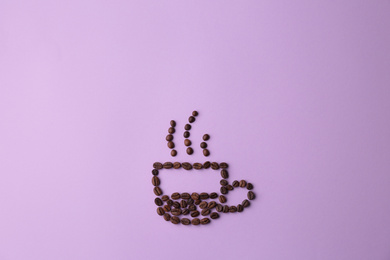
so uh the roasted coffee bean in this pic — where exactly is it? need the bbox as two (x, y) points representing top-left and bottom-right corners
(232, 180), (239, 187)
(210, 192), (218, 199)
(248, 191), (255, 200)
(200, 142), (207, 149)
(183, 131), (190, 138)
(229, 206), (237, 213)
(207, 201), (217, 209)
(184, 124), (191, 130)
(226, 185), (233, 191)
(221, 169), (229, 179)
(157, 207), (165, 216)
(203, 149), (210, 156)
(193, 163), (203, 170)
(182, 162), (192, 170)
(163, 205), (171, 212)
(200, 193), (209, 200)
(203, 134), (210, 141)
(216, 204), (223, 212)
(239, 180), (247, 188)
(163, 162), (173, 169)
(220, 186), (228, 195)
(201, 208), (210, 216)
(220, 162), (228, 168)
(152, 176), (160, 186)
(191, 193), (200, 200)
(170, 120), (176, 127)
(161, 195), (169, 201)
(163, 213), (171, 221)
(167, 200), (173, 207)
(155, 198), (163, 206)
(181, 193), (190, 200)
(187, 198), (194, 205)
(171, 192), (181, 200)
(203, 161), (211, 169)
(199, 201), (208, 209)
(220, 179), (228, 186)
(171, 216), (180, 224)
(186, 147), (193, 155)
(180, 200), (187, 208)
(168, 127), (175, 134)
(188, 116), (195, 123)
(152, 169), (159, 176)
(194, 199), (201, 205)
(171, 208), (182, 216)
(237, 204), (244, 212)
(167, 141), (175, 149)
(192, 111), (198, 116)
(171, 150), (177, 157)
(153, 187), (162, 196)
(191, 211), (200, 217)
(181, 218), (191, 225)
(188, 204), (196, 211)
(184, 139), (191, 146)
(173, 162), (181, 169)
(200, 218), (210, 225)
(153, 162), (163, 169)
(210, 212), (219, 219)
(172, 202), (180, 208)
(223, 205), (229, 213)
(219, 195), (227, 203)
(166, 134), (173, 141)
(191, 218), (200, 225)
(182, 209), (190, 215)
(247, 183), (254, 190)
(211, 162), (219, 170)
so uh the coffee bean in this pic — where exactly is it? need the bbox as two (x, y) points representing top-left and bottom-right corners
(207, 201), (217, 209)
(187, 198), (194, 205)
(162, 195), (169, 201)
(152, 169), (159, 176)
(210, 192), (218, 199)
(180, 200), (187, 208)
(153, 162), (163, 169)
(184, 139), (191, 146)
(168, 127), (175, 134)
(170, 120), (176, 127)
(173, 162), (181, 169)
(182, 162), (192, 170)
(239, 180), (247, 188)
(183, 131), (190, 138)
(153, 187), (162, 196)
(220, 179), (228, 186)
(172, 202), (180, 208)
(167, 200), (173, 207)
(192, 111), (198, 116)
(237, 204), (244, 212)
(199, 201), (208, 209)
(181, 193), (190, 200)
(200, 142), (207, 149)
(220, 162), (228, 168)
(229, 206), (237, 213)
(203, 149), (210, 156)
(163, 205), (171, 212)
(200, 193), (209, 200)
(167, 141), (175, 149)
(184, 124), (191, 130)
(163, 213), (171, 221)
(155, 198), (163, 206)
(248, 191), (255, 200)
(181, 218), (191, 225)
(193, 163), (203, 170)
(200, 218), (210, 225)
(191, 192), (200, 200)
(194, 199), (201, 205)
(163, 162), (173, 169)
(201, 208), (210, 216)
(226, 185), (233, 191)
(188, 116), (195, 123)
(157, 207), (165, 216)
(221, 169), (229, 179)
(203, 161), (211, 169)
(182, 209), (190, 215)
(171, 150), (177, 157)
(247, 183), (254, 190)
(171, 192), (181, 200)
(166, 134), (173, 141)
(171, 208), (182, 216)
(219, 195), (227, 203)
(171, 216), (180, 224)
(191, 218), (200, 225)
(152, 176), (160, 186)
(210, 212), (219, 219)
(186, 147), (193, 155)
(191, 211), (200, 217)
(203, 134), (210, 141)
(232, 180), (239, 187)
(211, 162), (219, 170)
(223, 205), (229, 213)
(188, 204), (196, 211)
(220, 186), (228, 194)
(216, 204), (223, 212)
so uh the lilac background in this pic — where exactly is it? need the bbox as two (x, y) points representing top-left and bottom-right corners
(1, 1), (390, 259)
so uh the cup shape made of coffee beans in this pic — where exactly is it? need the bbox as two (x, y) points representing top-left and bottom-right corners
(152, 111), (256, 226)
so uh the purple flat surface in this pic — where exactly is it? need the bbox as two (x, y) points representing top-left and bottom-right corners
(1, 1), (390, 259)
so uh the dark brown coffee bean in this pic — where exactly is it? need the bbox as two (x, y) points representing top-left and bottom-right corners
(152, 169), (159, 176)
(223, 205), (229, 213)
(184, 139), (191, 146)
(152, 176), (160, 186)
(167, 141), (175, 149)
(207, 201), (217, 209)
(219, 195), (227, 203)
(188, 204), (196, 211)
(171, 150), (177, 157)
(220, 186), (228, 194)
(191, 211), (200, 217)
(172, 202), (180, 208)
(187, 198), (194, 206)
(220, 179), (228, 186)
(193, 163), (203, 170)
(247, 183), (254, 190)
(167, 200), (173, 207)
(155, 198), (163, 206)
(168, 127), (175, 134)
(221, 169), (229, 179)
(200, 193), (209, 200)
(184, 124), (191, 130)
(182, 162), (192, 170)
(163, 162), (173, 169)
(171, 192), (181, 200)
(201, 208), (210, 216)
(203, 134), (210, 141)
(183, 131), (190, 138)
(232, 180), (239, 187)
(173, 162), (181, 169)
(237, 204), (244, 212)
(194, 199), (201, 205)
(200, 142), (207, 149)
(181, 193), (190, 200)
(200, 218), (210, 225)
(248, 191), (255, 200)
(239, 180), (247, 188)
(188, 116), (195, 123)
(163, 205), (171, 212)
(216, 204), (223, 212)
(153, 187), (162, 196)
(203, 149), (210, 156)
(210, 192), (218, 199)
(171, 208), (182, 216)
(186, 147), (193, 155)
(220, 162), (228, 168)
(192, 111), (198, 116)
(191, 193), (200, 200)
(163, 213), (171, 221)
(199, 201), (208, 209)
(162, 195), (169, 201)
(226, 185), (233, 191)
(170, 120), (176, 127)
(182, 209), (190, 215)
(153, 162), (163, 169)
(180, 200), (187, 208)
(166, 134), (173, 141)
(229, 206), (237, 213)
(210, 212), (219, 219)
(203, 161), (211, 169)
(157, 207), (165, 216)
(211, 162), (219, 170)
(191, 218), (200, 225)
(181, 218), (191, 225)
(171, 216), (180, 224)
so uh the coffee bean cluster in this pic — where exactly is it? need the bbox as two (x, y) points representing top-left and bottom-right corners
(183, 111), (199, 155)
(202, 134), (210, 156)
(167, 120), (177, 157)
(152, 161), (256, 226)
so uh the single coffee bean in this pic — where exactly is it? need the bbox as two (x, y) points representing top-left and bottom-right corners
(210, 212), (219, 219)
(210, 192), (218, 199)
(219, 195), (227, 203)
(153, 187), (162, 196)
(203, 161), (211, 169)
(182, 209), (190, 215)
(167, 141), (175, 149)
(191, 218), (200, 225)
(183, 131), (190, 138)
(188, 204), (196, 211)
(184, 139), (191, 146)
(239, 180), (247, 188)
(226, 185), (233, 191)
(157, 207), (165, 216)
(171, 208), (182, 216)
(184, 124), (191, 130)
(188, 116), (195, 123)
(211, 162), (219, 170)
(191, 193), (200, 200)
(181, 193), (190, 200)
(171, 192), (181, 200)
(229, 206), (237, 213)
(200, 142), (207, 149)
(152, 176), (160, 186)
(200, 193), (209, 200)
(186, 147), (193, 155)
(216, 204), (223, 212)
(221, 169), (229, 179)
(182, 162), (192, 170)
(223, 205), (229, 213)
(163, 205), (171, 212)
(193, 163), (203, 170)
(153, 162), (163, 169)
(207, 201), (217, 209)
(163, 213), (171, 221)
(203, 149), (210, 156)
(220, 162), (228, 168)
(187, 198), (194, 205)
(163, 162), (173, 169)
(180, 200), (187, 208)
(237, 204), (244, 212)
(155, 198), (163, 206)
(168, 127), (175, 134)
(194, 199), (201, 205)
(199, 201), (208, 209)
(173, 162), (181, 169)
(171, 150), (177, 157)
(203, 134), (210, 141)
(191, 211), (200, 217)
(220, 186), (228, 195)
(152, 169), (159, 176)
(167, 200), (173, 207)
(166, 134), (173, 141)
(247, 183), (254, 190)
(248, 191), (255, 200)
(172, 202), (180, 208)
(181, 218), (191, 225)
(171, 216), (180, 224)
(162, 195), (169, 201)
(220, 179), (228, 186)
(232, 180), (239, 187)
(170, 120), (176, 127)
(201, 208), (211, 216)
(200, 218), (210, 225)
(192, 111), (198, 116)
